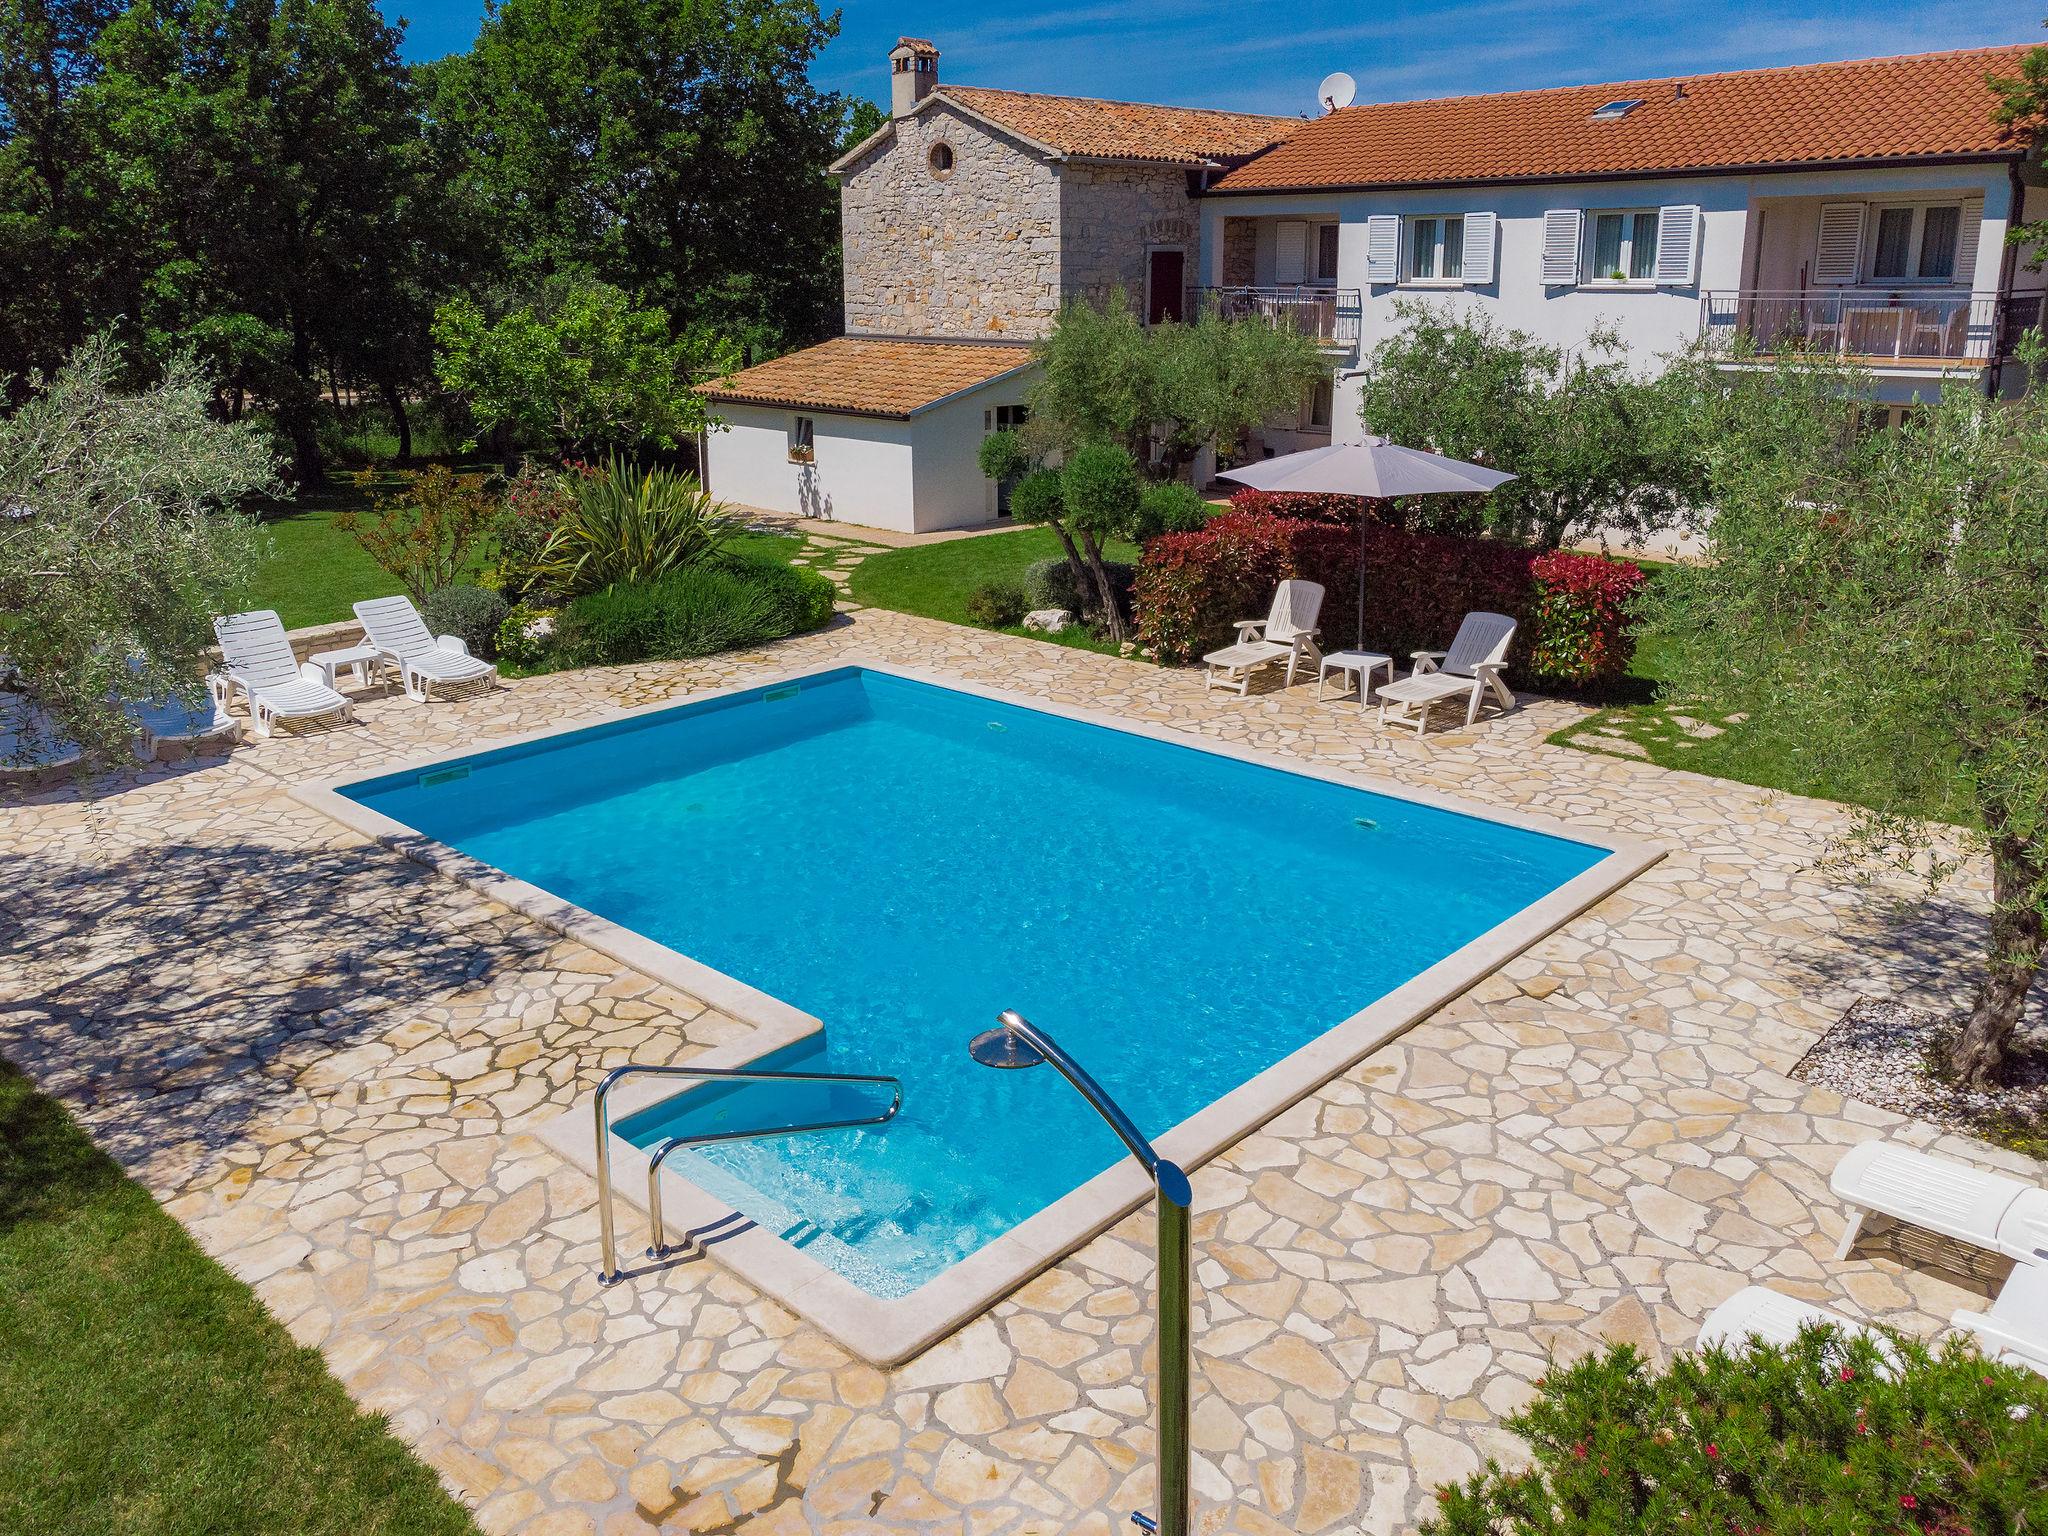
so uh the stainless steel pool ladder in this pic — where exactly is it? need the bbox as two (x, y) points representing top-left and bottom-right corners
(591, 1063), (903, 1284)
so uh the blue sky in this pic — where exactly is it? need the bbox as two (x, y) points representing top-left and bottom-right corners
(385, 0), (2037, 113)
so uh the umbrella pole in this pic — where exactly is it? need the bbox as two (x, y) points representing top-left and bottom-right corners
(1354, 503), (1369, 649)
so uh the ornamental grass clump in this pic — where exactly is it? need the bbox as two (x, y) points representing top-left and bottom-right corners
(525, 455), (733, 598)
(1422, 1332), (2048, 1536)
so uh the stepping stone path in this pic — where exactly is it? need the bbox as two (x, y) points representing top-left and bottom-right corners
(754, 524), (892, 612)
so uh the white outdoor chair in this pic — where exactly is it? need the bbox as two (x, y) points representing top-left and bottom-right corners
(354, 595), (498, 703)
(1375, 611), (1518, 735)
(1830, 1140), (2048, 1264)
(210, 610), (353, 737)
(1202, 580), (1324, 696)
(1952, 1258), (2048, 1379)
(1697, 1285), (1900, 1376)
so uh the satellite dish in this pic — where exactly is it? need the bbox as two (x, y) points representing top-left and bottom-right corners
(1318, 71), (1356, 113)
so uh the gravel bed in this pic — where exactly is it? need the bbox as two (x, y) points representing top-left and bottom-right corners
(1794, 997), (2048, 1156)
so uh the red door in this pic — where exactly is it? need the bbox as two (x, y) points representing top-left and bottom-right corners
(1147, 249), (1186, 324)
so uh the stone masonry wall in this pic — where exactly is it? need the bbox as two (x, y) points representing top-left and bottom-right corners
(1059, 163), (1202, 315)
(1222, 216), (1257, 285)
(839, 105), (1061, 338)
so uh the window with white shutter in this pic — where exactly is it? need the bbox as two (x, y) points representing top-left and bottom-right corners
(1955, 197), (1985, 288)
(1461, 211), (1496, 285)
(1540, 209), (1582, 285)
(1812, 203), (1865, 286)
(1275, 221), (1307, 284)
(1364, 215), (1399, 284)
(1653, 205), (1700, 286)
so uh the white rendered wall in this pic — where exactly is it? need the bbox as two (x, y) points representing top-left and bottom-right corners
(1200, 162), (2015, 436)
(705, 405), (917, 531)
(911, 380), (1034, 532)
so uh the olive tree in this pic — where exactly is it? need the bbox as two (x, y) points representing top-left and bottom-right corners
(0, 336), (280, 763)
(1357, 303), (1702, 549)
(1646, 349), (2048, 1085)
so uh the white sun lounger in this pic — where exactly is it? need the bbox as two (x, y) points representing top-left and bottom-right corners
(1830, 1141), (2048, 1264)
(354, 595), (498, 703)
(1203, 580), (1324, 696)
(1697, 1285), (1899, 1374)
(211, 610), (353, 737)
(1375, 611), (1518, 735)
(1952, 1258), (2048, 1378)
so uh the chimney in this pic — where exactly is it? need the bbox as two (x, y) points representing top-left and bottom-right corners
(890, 37), (938, 118)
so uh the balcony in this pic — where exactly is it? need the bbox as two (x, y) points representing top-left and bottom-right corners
(1193, 286), (1362, 348)
(1699, 290), (2043, 367)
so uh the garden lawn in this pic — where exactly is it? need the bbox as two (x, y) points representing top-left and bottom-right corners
(846, 525), (1142, 656)
(0, 1059), (481, 1536)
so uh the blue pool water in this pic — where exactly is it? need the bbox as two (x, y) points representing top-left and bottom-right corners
(343, 667), (1604, 1297)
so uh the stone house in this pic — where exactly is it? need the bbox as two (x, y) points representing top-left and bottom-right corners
(702, 38), (2044, 533)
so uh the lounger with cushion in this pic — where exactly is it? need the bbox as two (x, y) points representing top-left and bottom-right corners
(1202, 580), (1324, 697)
(1375, 611), (1518, 735)
(211, 610), (353, 737)
(1951, 1257), (2048, 1378)
(1830, 1140), (2048, 1264)
(354, 595), (498, 703)
(1697, 1284), (1899, 1375)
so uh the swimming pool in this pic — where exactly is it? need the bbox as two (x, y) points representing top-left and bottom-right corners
(312, 662), (1654, 1360)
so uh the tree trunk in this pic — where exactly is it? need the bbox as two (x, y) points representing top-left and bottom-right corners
(1948, 833), (2048, 1088)
(1045, 517), (1096, 620)
(379, 379), (413, 465)
(1077, 527), (1127, 644)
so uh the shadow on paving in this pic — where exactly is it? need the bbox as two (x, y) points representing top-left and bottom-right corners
(0, 832), (556, 1179)
(1795, 887), (2048, 1038)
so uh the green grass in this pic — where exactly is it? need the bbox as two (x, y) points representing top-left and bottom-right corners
(0, 1059), (480, 1536)
(846, 525), (1143, 656)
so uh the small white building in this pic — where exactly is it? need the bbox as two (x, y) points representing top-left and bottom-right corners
(697, 337), (1036, 533)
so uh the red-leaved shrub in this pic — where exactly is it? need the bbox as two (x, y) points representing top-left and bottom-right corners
(1225, 487), (1385, 524)
(1133, 511), (1645, 687)
(1528, 550), (1647, 683)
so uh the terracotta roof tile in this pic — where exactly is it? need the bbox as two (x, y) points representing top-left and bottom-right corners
(696, 338), (1034, 419)
(1210, 46), (2034, 193)
(939, 85), (1297, 165)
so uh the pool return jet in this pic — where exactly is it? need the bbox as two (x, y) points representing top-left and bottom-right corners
(970, 1009), (1193, 1536)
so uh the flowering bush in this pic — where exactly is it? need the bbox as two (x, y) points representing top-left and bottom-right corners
(336, 465), (500, 604)
(494, 460), (579, 599)
(1422, 1332), (2048, 1536)
(1528, 550), (1647, 683)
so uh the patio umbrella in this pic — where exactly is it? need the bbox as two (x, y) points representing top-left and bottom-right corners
(1218, 438), (1515, 648)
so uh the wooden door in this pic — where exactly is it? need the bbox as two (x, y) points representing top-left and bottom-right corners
(1147, 249), (1186, 324)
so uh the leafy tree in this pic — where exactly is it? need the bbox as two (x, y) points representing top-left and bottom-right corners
(1356, 303), (1701, 549)
(0, 336), (278, 763)
(1646, 351), (2048, 1085)
(0, 0), (120, 384)
(82, 0), (439, 482)
(423, 0), (852, 359)
(1025, 292), (1323, 480)
(1060, 441), (1146, 643)
(432, 281), (732, 458)
(980, 430), (1098, 626)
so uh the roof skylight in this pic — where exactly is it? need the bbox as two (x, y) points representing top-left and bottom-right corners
(1591, 98), (1646, 120)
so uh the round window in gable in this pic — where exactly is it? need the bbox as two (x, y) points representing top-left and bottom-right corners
(928, 142), (955, 179)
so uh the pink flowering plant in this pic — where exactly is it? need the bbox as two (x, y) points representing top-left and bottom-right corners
(1423, 1331), (2048, 1535)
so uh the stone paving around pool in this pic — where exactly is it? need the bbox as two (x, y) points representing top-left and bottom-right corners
(4, 608), (2042, 1536)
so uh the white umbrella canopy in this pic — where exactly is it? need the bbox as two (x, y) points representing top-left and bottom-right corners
(1217, 438), (1516, 650)
(1217, 437), (1515, 499)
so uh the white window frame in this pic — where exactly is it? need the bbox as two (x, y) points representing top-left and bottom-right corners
(1401, 214), (1466, 286)
(787, 415), (815, 463)
(1865, 201), (1964, 286)
(1583, 208), (1661, 287)
(1301, 375), (1333, 431)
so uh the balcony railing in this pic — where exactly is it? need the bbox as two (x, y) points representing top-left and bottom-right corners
(1193, 286), (1362, 348)
(1699, 289), (2043, 366)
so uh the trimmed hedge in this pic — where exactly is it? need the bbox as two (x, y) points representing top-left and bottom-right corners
(1132, 509), (1641, 687)
(1224, 487), (1385, 524)
(1528, 550), (1648, 683)
(553, 556), (835, 668)
(1423, 1332), (2048, 1536)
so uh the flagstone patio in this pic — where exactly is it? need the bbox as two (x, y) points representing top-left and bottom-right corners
(3, 607), (2040, 1536)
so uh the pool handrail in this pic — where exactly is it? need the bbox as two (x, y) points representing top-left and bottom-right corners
(591, 1062), (903, 1284)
